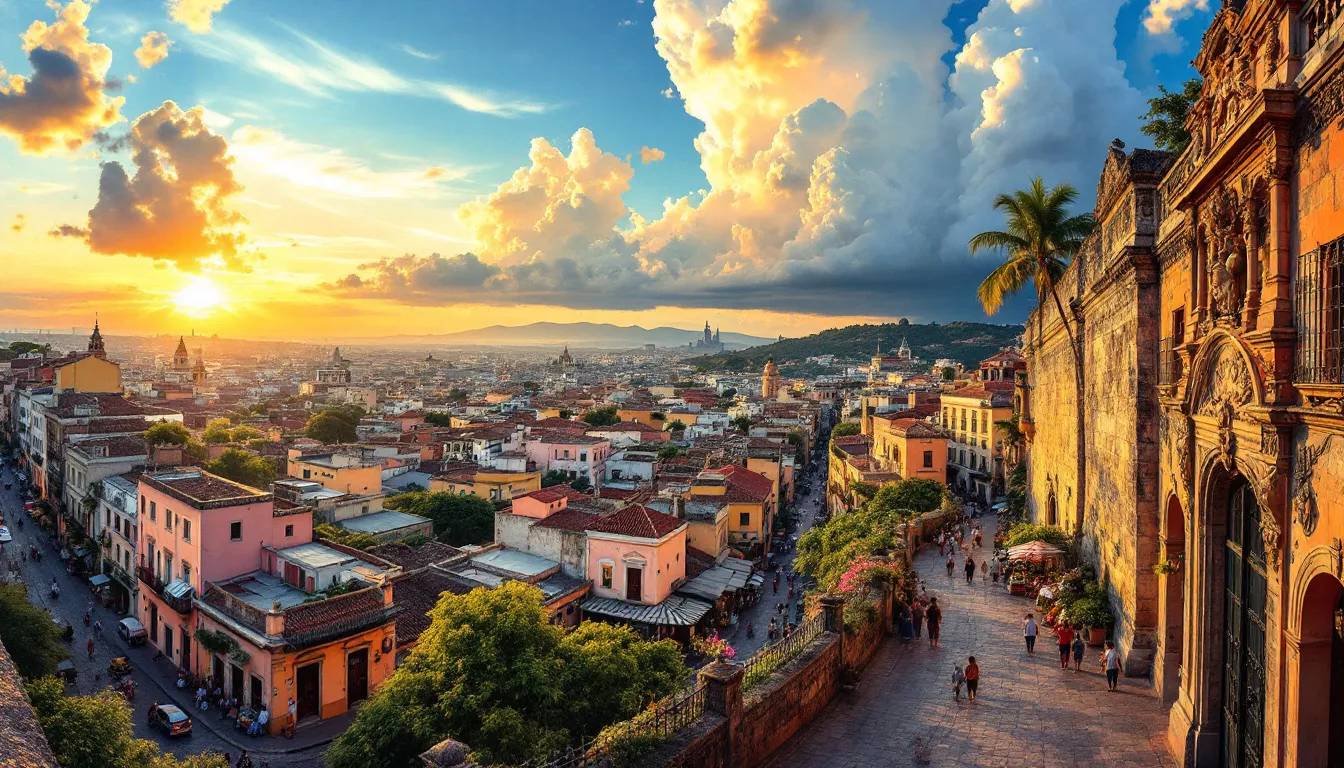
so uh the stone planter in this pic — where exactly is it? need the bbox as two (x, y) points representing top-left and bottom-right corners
(1087, 627), (1107, 646)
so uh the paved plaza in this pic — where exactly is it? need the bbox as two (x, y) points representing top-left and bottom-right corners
(764, 517), (1176, 768)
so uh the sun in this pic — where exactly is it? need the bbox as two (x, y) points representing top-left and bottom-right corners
(173, 277), (227, 317)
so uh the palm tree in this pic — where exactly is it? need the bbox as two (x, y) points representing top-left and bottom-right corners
(970, 177), (1095, 533)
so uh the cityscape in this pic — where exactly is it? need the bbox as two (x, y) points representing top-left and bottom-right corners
(1, 1), (1342, 768)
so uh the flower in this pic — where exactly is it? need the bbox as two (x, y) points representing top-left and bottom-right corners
(691, 631), (735, 661)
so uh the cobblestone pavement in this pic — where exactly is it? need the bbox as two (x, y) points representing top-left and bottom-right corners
(1, 464), (328, 768)
(763, 515), (1176, 768)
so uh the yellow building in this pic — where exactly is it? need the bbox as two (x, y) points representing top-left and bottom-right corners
(430, 469), (541, 502)
(52, 355), (121, 393)
(940, 386), (1014, 504)
(761, 358), (780, 400)
(868, 414), (948, 485)
(287, 449), (383, 495)
(614, 406), (668, 428)
(689, 465), (775, 557)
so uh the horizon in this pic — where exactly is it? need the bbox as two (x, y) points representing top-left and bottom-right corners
(0, 0), (1212, 341)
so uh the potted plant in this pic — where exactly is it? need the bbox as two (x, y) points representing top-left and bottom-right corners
(1072, 597), (1113, 646)
(691, 631), (736, 663)
(1152, 558), (1180, 576)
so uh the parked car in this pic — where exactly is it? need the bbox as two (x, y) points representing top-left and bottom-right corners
(148, 704), (192, 737)
(117, 617), (148, 646)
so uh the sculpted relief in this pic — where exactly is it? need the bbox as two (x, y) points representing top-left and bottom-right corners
(1292, 434), (1335, 537)
(1195, 344), (1254, 420)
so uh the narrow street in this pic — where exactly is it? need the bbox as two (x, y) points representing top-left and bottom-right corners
(0, 463), (327, 768)
(763, 515), (1175, 768)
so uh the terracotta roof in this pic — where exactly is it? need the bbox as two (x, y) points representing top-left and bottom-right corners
(370, 540), (464, 571)
(520, 487), (572, 503)
(597, 487), (640, 500)
(980, 348), (1025, 364)
(585, 503), (684, 539)
(531, 507), (600, 532)
(142, 468), (271, 508)
(719, 465), (772, 499)
(832, 435), (870, 446)
(281, 585), (389, 637)
(68, 435), (149, 459)
(392, 570), (474, 647)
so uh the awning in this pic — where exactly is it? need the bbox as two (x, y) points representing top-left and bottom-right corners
(88, 574), (111, 587)
(1007, 541), (1065, 562)
(747, 573), (764, 588)
(163, 579), (195, 600)
(581, 595), (713, 627)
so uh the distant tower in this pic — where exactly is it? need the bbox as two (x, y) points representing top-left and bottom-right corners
(898, 337), (911, 361)
(87, 317), (106, 359)
(559, 345), (574, 367)
(703, 321), (713, 347)
(191, 349), (207, 388)
(332, 346), (344, 365)
(762, 357), (780, 400)
(713, 327), (721, 344)
(172, 336), (190, 370)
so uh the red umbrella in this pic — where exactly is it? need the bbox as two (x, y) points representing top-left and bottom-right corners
(1006, 541), (1065, 562)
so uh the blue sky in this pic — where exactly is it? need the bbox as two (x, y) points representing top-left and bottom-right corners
(0, 0), (1218, 339)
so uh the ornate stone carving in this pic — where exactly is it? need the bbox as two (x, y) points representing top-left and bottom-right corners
(1195, 346), (1254, 417)
(1297, 58), (1344, 145)
(1263, 26), (1281, 70)
(1303, 393), (1344, 414)
(1217, 401), (1238, 470)
(1332, 538), (1344, 580)
(1260, 424), (1280, 457)
(1206, 185), (1247, 322)
(1292, 435), (1333, 537)
(1164, 409), (1192, 500)
(1242, 458), (1281, 571)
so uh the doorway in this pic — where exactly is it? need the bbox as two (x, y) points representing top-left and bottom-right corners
(149, 602), (158, 643)
(1295, 573), (1344, 767)
(180, 632), (190, 674)
(213, 656), (225, 692)
(163, 625), (173, 661)
(625, 567), (643, 601)
(250, 674), (264, 710)
(296, 662), (320, 722)
(1160, 496), (1185, 705)
(1220, 479), (1266, 768)
(230, 664), (244, 702)
(346, 649), (368, 705)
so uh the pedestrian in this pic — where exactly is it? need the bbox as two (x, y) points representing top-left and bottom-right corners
(236, 749), (253, 768)
(964, 656), (980, 701)
(911, 600), (925, 639)
(1023, 613), (1038, 653)
(963, 555), (976, 584)
(1071, 627), (1086, 671)
(1055, 622), (1075, 669)
(989, 558), (1000, 584)
(772, 578), (778, 595)
(946, 553), (955, 578)
(926, 597), (942, 648)
(980, 559), (988, 582)
(86, 637), (94, 659)
(1102, 640), (1121, 691)
(898, 604), (914, 642)
(951, 663), (965, 701)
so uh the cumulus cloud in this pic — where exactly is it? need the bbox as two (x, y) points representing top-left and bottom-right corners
(62, 101), (251, 270)
(331, 0), (1149, 319)
(0, 0), (125, 155)
(135, 31), (173, 69)
(639, 146), (665, 164)
(11, 214), (25, 233)
(169, 0), (231, 34)
(1142, 0), (1209, 35)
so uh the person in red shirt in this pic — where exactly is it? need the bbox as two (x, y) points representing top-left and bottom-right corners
(1055, 622), (1076, 669)
(963, 656), (980, 701)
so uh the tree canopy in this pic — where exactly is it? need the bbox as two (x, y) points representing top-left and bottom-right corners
(423, 412), (454, 427)
(0, 583), (68, 678)
(579, 405), (620, 427)
(831, 422), (861, 438)
(201, 418), (237, 444)
(306, 408), (359, 444)
(385, 491), (495, 546)
(869, 478), (944, 518)
(325, 582), (686, 768)
(206, 448), (277, 490)
(1140, 77), (1201, 154)
(795, 504), (906, 591)
(144, 421), (190, 447)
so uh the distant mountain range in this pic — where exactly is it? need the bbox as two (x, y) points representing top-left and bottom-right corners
(686, 321), (1024, 371)
(347, 322), (775, 349)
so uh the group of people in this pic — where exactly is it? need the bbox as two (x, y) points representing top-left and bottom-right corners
(896, 594), (942, 647)
(1023, 612), (1124, 691)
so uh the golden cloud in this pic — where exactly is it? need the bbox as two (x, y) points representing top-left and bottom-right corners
(135, 31), (173, 69)
(0, 0), (125, 155)
(169, 0), (231, 34)
(10, 214), (25, 233)
(639, 146), (665, 164)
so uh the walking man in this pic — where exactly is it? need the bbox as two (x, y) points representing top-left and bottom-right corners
(1023, 613), (1038, 653)
(1071, 629), (1086, 672)
(946, 553), (955, 578)
(911, 599), (925, 639)
(989, 558), (1000, 584)
(1102, 641), (1121, 691)
(926, 597), (942, 648)
(964, 656), (980, 701)
(1055, 622), (1075, 669)
(963, 555), (976, 584)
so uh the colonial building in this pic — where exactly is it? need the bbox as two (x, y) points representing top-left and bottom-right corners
(1020, 4), (1344, 765)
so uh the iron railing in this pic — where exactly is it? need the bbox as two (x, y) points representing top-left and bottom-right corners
(742, 612), (826, 691)
(1159, 336), (1182, 386)
(1295, 237), (1344, 384)
(516, 684), (708, 768)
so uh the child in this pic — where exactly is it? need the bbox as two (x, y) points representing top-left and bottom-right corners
(951, 664), (966, 701)
(1070, 629), (1086, 671)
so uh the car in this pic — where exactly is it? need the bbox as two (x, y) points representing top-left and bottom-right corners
(0, 526), (10, 542)
(148, 704), (192, 737)
(117, 617), (148, 646)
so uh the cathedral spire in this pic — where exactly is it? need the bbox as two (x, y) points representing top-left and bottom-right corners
(87, 315), (106, 358)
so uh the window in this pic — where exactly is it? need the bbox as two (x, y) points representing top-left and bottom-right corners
(165, 511), (173, 533)
(739, 511), (751, 526)
(285, 524), (294, 537)
(181, 562), (191, 585)
(163, 553), (173, 581)
(140, 497), (145, 516)
(579, 450), (587, 462)
(182, 519), (190, 541)
(923, 451), (934, 468)
(230, 521), (242, 541)
(600, 562), (613, 589)
(105, 509), (111, 527)
(149, 501), (156, 522)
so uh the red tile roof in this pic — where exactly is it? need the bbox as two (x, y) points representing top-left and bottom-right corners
(720, 465), (773, 501)
(585, 503), (684, 539)
(282, 586), (389, 637)
(532, 507), (601, 532)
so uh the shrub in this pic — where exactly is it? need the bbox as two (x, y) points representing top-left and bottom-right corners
(1069, 596), (1113, 629)
(1003, 522), (1071, 551)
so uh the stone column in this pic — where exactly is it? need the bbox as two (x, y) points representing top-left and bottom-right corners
(1243, 208), (1260, 332)
(1260, 141), (1294, 330)
(821, 594), (845, 662)
(1194, 219), (1208, 330)
(699, 661), (744, 765)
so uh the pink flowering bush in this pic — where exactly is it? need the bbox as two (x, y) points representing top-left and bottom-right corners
(691, 632), (736, 661)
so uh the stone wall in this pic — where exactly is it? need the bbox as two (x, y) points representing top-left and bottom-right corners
(737, 634), (842, 765)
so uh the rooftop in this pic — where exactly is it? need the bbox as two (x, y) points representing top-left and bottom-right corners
(337, 510), (432, 535)
(368, 540), (464, 571)
(142, 468), (271, 509)
(586, 503), (685, 540)
(468, 548), (559, 578)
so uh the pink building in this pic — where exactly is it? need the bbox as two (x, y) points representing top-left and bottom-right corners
(525, 434), (611, 488)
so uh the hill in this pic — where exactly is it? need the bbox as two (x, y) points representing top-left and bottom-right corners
(345, 322), (773, 349)
(686, 321), (1023, 373)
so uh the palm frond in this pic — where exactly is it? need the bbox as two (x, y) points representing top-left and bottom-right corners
(977, 254), (1035, 315)
(968, 230), (1027, 256)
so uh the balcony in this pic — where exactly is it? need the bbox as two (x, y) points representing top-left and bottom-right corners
(1159, 336), (1183, 386)
(1295, 237), (1344, 385)
(135, 565), (194, 614)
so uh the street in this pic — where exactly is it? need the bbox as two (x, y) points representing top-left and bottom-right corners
(0, 463), (327, 768)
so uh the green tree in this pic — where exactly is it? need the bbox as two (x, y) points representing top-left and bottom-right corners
(730, 416), (754, 434)
(201, 417), (235, 444)
(144, 421), (190, 447)
(0, 583), (69, 678)
(447, 387), (470, 403)
(325, 583), (686, 768)
(657, 444), (681, 459)
(230, 425), (263, 442)
(786, 429), (808, 466)
(314, 523), (380, 550)
(183, 440), (209, 463)
(871, 478), (944, 517)
(541, 470), (570, 488)
(795, 505), (906, 590)
(719, 387), (737, 400)
(970, 177), (1093, 532)
(423, 412), (454, 427)
(1140, 77), (1201, 154)
(385, 491), (495, 546)
(570, 475), (592, 493)
(307, 411), (357, 444)
(8, 341), (49, 356)
(940, 366), (956, 381)
(207, 448), (277, 489)
(831, 422), (861, 438)
(579, 405), (620, 426)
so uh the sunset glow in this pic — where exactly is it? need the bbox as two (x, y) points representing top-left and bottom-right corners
(172, 277), (226, 317)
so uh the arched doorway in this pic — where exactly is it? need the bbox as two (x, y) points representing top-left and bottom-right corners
(1047, 492), (1058, 527)
(1295, 573), (1344, 767)
(1160, 495), (1186, 704)
(1219, 478), (1267, 768)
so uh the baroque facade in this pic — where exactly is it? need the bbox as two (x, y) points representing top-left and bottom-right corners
(1022, 2), (1344, 766)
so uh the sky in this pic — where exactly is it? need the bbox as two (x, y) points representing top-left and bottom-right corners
(0, 0), (1217, 341)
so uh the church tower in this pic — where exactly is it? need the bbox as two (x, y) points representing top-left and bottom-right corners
(191, 349), (207, 388)
(172, 336), (190, 370)
(87, 318), (106, 359)
(761, 357), (780, 400)
(897, 337), (911, 361)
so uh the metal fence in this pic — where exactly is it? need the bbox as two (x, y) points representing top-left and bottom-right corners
(741, 612), (826, 691)
(516, 684), (708, 768)
(1296, 237), (1344, 384)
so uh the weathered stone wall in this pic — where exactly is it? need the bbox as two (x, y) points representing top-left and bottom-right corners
(738, 634), (842, 766)
(640, 716), (729, 768)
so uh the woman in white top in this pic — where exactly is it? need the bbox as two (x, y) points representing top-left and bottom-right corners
(1102, 640), (1121, 691)
(1023, 613), (1038, 653)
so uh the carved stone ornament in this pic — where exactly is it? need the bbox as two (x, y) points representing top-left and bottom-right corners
(1196, 345), (1255, 418)
(1292, 435), (1333, 537)
(1243, 458), (1282, 572)
(1264, 26), (1281, 70)
(1260, 425), (1280, 457)
(1206, 185), (1247, 322)
(1218, 401), (1237, 470)
(1333, 538), (1344, 580)
(1304, 393), (1344, 415)
(1164, 409), (1193, 500)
